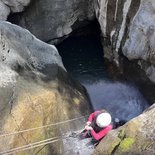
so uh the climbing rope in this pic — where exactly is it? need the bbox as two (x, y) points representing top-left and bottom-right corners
(0, 129), (83, 155)
(0, 115), (88, 138)
(0, 115), (88, 154)
(0, 137), (59, 155)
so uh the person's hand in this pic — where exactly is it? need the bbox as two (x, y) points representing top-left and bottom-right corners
(85, 126), (93, 131)
(84, 121), (91, 130)
(84, 125), (89, 130)
(86, 121), (91, 126)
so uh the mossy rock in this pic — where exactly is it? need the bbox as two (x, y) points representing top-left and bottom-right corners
(118, 137), (135, 152)
(118, 130), (125, 139)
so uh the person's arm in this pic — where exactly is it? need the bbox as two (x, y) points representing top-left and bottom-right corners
(90, 124), (113, 141)
(88, 111), (100, 123)
(85, 111), (100, 129)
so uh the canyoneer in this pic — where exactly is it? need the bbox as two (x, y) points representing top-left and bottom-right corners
(81, 109), (113, 145)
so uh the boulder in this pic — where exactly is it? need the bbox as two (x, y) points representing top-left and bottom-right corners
(93, 103), (155, 155)
(12, 0), (95, 43)
(0, 21), (91, 154)
(0, 0), (31, 20)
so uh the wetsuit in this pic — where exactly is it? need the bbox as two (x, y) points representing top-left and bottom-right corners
(87, 110), (113, 141)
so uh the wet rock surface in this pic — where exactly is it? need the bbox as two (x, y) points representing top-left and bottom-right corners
(63, 132), (94, 155)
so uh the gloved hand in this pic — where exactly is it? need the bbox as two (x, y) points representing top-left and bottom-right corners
(84, 121), (91, 130)
(85, 126), (93, 131)
(86, 121), (91, 126)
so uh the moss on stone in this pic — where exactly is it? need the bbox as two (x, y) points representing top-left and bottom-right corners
(118, 130), (125, 139)
(119, 137), (135, 152)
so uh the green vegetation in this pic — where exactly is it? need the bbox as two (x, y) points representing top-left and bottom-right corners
(119, 137), (135, 152)
(118, 130), (125, 139)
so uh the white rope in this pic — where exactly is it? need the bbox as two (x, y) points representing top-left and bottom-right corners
(0, 129), (83, 155)
(0, 115), (88, 138)
(0, 137), (60, 155)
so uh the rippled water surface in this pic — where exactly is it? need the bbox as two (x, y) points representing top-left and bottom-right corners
(57, 36), (149, 122)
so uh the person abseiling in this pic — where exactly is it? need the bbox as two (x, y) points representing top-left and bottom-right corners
(83, 109), (113, 141)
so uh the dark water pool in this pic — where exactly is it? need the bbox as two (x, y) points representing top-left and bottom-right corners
(57, 36), (149, 122)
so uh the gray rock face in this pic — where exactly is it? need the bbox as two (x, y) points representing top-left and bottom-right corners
(95, 0), (155, 82)
(0, 21), (64, 71)
(0, 0), (30, 20)
(0, 1), (10, 20)
(94, 0), (141, 62)
(0, 21), (91, 154)
(15, 0), (95, 43)
(123, 0), (155, 82)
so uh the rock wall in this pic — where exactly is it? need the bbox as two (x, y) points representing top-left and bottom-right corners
(93, 103), (155, 155)
(123, 0), (155, 83)
(95, 0), (155, 83)
(12, 0), (95, 43)
(0, 0), (31, 20)
(94, 0), (141, 63)
(2, 0), (155, 83)
(0, 21), (91, 154)
(0, 1), (155, 154)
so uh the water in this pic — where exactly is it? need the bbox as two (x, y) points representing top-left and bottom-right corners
(57, 36), (149, 122)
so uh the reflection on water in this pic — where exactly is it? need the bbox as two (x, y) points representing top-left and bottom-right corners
(57, 36), (149, 122)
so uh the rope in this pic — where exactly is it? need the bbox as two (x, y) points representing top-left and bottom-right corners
(0, 115), (88, 138)
(0, 129), (83, 155)
(0, 137), (60, 155)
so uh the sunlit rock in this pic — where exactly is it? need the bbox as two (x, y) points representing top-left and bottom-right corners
(0, 21), (91, 154)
